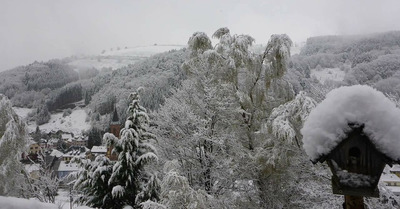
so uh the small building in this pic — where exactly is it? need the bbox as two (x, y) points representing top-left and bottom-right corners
(39, 139), (48, 150)
(390, 164), (400, 177)
(57, 161), (79, 179)
(61, 133), (73, 142)
(69, 135), (88, 147)
(385, 186), (400, 196)
(29, 142), (41, 154)
(380, 173), (400, 187)
(91, 146), (107, 155)
(89, 146), (107, 160)
(47, 138), (60, 150)
(50, 149), (64, 158)
(62, 146), (89, 162)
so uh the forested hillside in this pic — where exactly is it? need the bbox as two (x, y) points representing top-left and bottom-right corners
(288, 31), (400, 101)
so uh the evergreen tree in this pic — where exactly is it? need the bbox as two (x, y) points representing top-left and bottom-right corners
(74, 155), (114, 208)
(75, 88), (159, 209)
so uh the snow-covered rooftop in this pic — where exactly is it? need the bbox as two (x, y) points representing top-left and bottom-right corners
(91, 146), (107, 153)
(380, 173), (400, 183)
(50, 149), (63, 158)
(390, 164), (400, 172)
(385, 186), (400, 195)
(301, 85), (400, 162)
(58, 161), (80, 172)
(61, 133), (72, 140)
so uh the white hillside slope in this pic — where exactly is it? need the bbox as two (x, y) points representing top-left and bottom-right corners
(36, 109), (90, 135)
(13, 107), (90, 135)
(69, 45), (185, 70)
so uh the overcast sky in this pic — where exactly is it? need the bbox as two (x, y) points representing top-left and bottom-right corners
(1, 0), (400, 71)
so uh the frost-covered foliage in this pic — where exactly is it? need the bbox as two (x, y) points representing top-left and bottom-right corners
(264, 34), (293, 80)
(301, 85), (400, 161)
(188, 32), (212, 57)
(104, 87), (160, 208)
(19, 162), (59, 203)
(158, 161), (220, 209)
(267, 91), (317, 145)
(155, 28), (306, 208)
(0, 94), (29, 196)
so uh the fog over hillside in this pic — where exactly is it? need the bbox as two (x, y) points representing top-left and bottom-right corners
(2, 0), (400, 71)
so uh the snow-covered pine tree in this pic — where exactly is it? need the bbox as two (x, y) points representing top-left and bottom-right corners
(74, 155), (114, 208)
(104, 87), (159, 208)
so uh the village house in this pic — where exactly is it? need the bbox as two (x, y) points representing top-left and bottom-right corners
(380, 165), (400, 195)
(390, 164), (400, 177)
(90, 146), (107, 160)
(29, 142), (41, 154)
(57, 161), (80, 179)
(67, 135), (88, 147)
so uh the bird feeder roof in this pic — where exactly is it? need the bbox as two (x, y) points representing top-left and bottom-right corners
(301, 85), (400, 163)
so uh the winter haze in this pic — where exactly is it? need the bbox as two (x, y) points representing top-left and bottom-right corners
(1, 0), (400, 71)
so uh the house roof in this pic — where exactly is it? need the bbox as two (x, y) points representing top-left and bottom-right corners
(91, 146), (107, 153)
(301, 85), (400, 163)
(61, 133), (72, 140)
(58, 161), (80, 172)
(385, 186), (400, 195)
(112, 107), (119, 122)
(391, 164), (400, 172)
(380, 173), (400, 183)
(50, 149), (63, 158)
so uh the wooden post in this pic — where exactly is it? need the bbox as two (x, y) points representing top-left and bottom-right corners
(344, 195), (364, 209)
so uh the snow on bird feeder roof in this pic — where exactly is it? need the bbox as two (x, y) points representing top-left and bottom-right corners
(301, 85), (400, 162)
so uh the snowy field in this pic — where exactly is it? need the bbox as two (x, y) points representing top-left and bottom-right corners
(13, 107), (91, 135)
(69, 45), (185, 71)
(69, 56), (140, 71)
(102, 45), (185, 57)
(13, 107), (33, 119)
(311, 67), (345, 84)
(33, 109), (91, 135)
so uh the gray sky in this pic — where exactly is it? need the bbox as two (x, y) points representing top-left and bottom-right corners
(1, 0), (400, 71)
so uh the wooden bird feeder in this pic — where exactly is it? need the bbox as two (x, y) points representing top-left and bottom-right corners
(313, 123), (399, 208)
